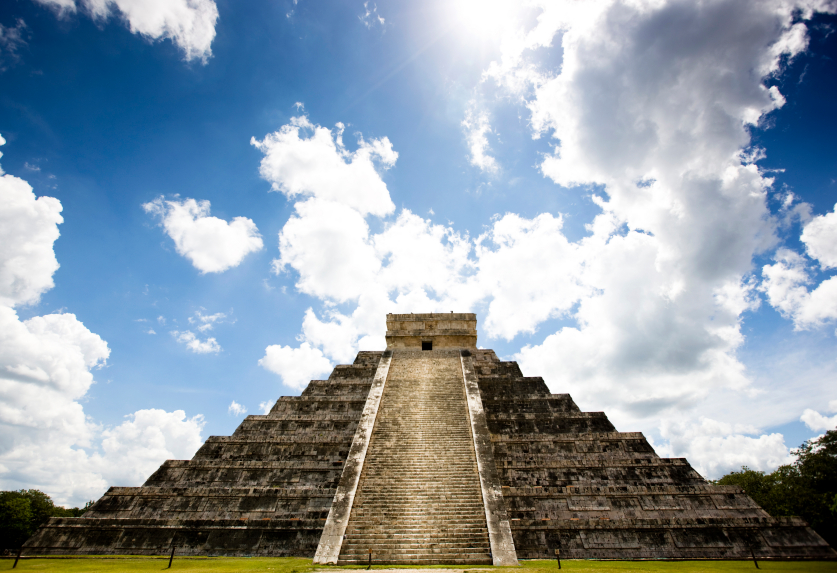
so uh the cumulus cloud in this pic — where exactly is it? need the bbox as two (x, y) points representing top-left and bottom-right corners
(760, 197), (837, 332)
(475, 0), (836, 474)
(256, 0), (837, 477)
(252, 117), (479, 370)
(274, 198), (381, 303)
(462, 102), (498, 174)
(33, 0), (218, 62)
(171, 329), (221, 354)
(761, 249), (837, 329)
(476, 212), (588, 339)
(259, 342), (333, 390)
(96, 409), (205, 486)
(227, 401), (247, 416)
(251, 116), (397, 217)
(801, 203), (837, 269)
(258, 400), (273, 415)
(800, 400), (837, 432)
(0, 156), (63, 307)
(143, 196), (263, 274)
(0, 141), (204, 505)
(657, 418), (794, 477)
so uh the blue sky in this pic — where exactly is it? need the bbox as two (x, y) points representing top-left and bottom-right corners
(0, 0), (836, 506)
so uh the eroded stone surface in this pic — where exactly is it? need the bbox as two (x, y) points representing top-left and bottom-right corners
(24, 352), (385, 557)
(314, 351), (392, 564)
(461, 351), (518, 566)
(334, 350), (492, 565)
(385, 313), (477, 350)
(468, 347), (836, 560)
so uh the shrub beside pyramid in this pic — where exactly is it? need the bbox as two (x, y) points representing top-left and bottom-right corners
(24, 313), (836, 562)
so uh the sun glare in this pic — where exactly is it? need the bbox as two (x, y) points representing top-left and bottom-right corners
(451, 0), (521, 39)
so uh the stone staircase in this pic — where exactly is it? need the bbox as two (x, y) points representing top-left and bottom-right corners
(338, 350), (492, 564)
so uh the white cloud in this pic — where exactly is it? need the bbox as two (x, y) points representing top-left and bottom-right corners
(259, 342), (333, 390)
(0, 147), (204, 506)
(0, 304), (112, 505)
(251, 116), (397, 217)
(143, 196), (263, 274)
(761, 204), (837, 329)
(478, 0), (835, 462)
(801, 203), (837, 269)
(227, 401), (247, 416)
(761, 249), (837, 329)
(171, 329), (221, 354)
(188, 309), (229, 332)
(96, 409), (205, 487)
(33, 0), (218, 63)
(0, 19), (27, 72)
(359, 1), (385, 29)
(800, 400), (837, 432)
(251, 117), (477, 367)
(258, 400), (273, 415)
(0, 164), (63, 307)
(475, 212), (588, 339)
(462, 102), (498, 174)
(300, 308), (361, 364)
(145, 329), (156, 335)
(256, 0), (837, 479)
(657, 418), (794, 478)
(274, 198), (381, 302)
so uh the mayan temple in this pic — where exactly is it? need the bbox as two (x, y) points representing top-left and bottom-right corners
(24, 313), (836, 562)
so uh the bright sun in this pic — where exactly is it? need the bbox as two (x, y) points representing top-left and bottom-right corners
(451, 0), (522, 39)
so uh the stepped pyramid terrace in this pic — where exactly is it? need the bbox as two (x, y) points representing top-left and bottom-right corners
(24, 313), (836, 563)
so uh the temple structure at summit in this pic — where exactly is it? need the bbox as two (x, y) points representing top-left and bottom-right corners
(24, 313), (835, 562)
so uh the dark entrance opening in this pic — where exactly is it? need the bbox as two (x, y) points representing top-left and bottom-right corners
(421, 341), (432, 351)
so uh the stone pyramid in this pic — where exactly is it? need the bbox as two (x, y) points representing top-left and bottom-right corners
(24, 313), (836, 563)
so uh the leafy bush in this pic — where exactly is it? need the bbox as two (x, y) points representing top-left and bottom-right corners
(716, 429), (837, 548)
(0, 489), (92, 551)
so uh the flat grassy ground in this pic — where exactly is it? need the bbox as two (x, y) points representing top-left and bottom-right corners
(1, 558), (835, 572)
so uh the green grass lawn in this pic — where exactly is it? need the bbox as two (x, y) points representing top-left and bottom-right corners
(1, 558), (835, 573)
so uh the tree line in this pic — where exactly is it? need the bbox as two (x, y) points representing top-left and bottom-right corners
(0, 490), (92, 552)
(715, 428), (837, 548)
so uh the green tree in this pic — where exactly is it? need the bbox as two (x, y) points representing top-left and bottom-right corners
(0, 490), (92, 551)
(716, 429), (837, 548)
(0, 494), (34, 550)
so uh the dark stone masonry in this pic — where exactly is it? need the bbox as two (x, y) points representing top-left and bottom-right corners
(23, 313), (836, 562)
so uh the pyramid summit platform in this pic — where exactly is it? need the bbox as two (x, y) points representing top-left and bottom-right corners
(24, 313), (836, 562)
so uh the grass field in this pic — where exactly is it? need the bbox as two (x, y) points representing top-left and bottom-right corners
(1, 558), (835, 572)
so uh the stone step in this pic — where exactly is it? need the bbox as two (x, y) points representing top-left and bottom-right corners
(356, 495), (483, 504)
(344, 528), (488, 536)
(346, 522), (488, 529)
(350, 504), (485, 509)
(344, 532), (488, 539)
(338, 557), (492, 565)
(342, 547), (491, 556)
(353, 503), (485, 510)
(342, 538), (489, 547)
(337, 353), (491, 563)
